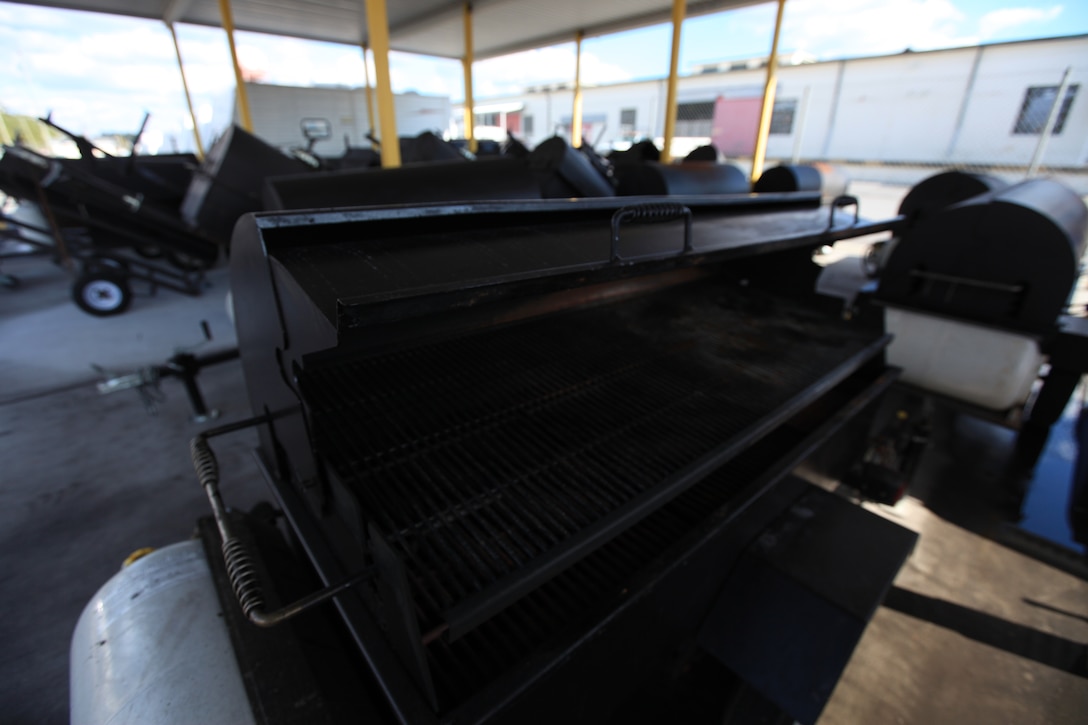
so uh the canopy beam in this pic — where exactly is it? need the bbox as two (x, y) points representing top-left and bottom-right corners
(166, 22), (205, 159)
(572, 30), (584, 148)
(361, 43), (377, 136)
(750, 0), (786, 184)
(162, 0), (194, 25)
(217, 0), (253, 132)
(365, 0), (401, 167)
(462, 3), (476, 153)
(660, 0), (685, 163)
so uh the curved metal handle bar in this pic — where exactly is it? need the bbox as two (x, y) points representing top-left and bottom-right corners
(827, 195), (860, 231)
(190, 417), (376, 627)
(610, 202), (693, 263)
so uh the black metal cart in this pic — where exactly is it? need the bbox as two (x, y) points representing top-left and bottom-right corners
(0, 144), (219, 315)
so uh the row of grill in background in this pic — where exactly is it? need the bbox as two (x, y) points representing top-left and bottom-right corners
(0, 121), (835, 315)
(261, 130), (843, 211)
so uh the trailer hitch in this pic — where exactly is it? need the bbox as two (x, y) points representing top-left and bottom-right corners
(95, 322), (240, 421)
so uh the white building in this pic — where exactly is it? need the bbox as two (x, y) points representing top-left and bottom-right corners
(455, 34), (1087, 170)
(244, 82), (451, 154)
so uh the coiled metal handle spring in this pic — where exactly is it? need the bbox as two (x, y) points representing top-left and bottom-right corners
(610, 202), (693, 263)
(190, 435), (263, 618)
(221, 536), (265, 619)
(190, 419), (376, 627)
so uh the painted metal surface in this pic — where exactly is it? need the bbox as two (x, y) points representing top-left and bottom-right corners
(361, 43), (377, 134)
(365, 0), (402, 168)
(750, 0), (786, 184)
(462, 3), (476, 153)
(886, 307), (1045, 410)
(572, 30), (584, 148)
(217, 0), (253, 132)
(660, 0), (686, 163)
(70, 541), (255, 725)
(166, 22), (205, 159)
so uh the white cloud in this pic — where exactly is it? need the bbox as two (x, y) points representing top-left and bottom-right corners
(472, 46), (632, 98)
(236, 35), (366, 87)
(0, 12), (245, 145)
(0, 0), (1076, 143)
(781, 0), (978, 58)
(979, 6), (1063, 40)
(388, 52), (463, 97)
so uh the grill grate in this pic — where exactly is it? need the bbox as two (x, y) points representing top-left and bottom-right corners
(304, 279), (878, 648)
(430, 431), (799, 710)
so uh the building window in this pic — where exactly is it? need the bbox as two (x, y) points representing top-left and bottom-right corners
(523, 115), (534, 135)
(619, 108), (637, 139)
(675, 101), (715, 137)
(1013, 84), (1079, 135)
(769, 99), (797, 135)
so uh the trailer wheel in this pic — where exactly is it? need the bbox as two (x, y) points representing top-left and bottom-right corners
(73, 270), (132, 316)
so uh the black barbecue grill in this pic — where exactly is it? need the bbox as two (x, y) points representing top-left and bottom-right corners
(222, 193), (915, 723)
(306, 282), (887, 642)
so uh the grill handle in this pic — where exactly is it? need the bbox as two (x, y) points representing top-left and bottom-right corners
(610, 202), (693, 263)
(190, 416), (377, 627)
(827, 195), (860, 231)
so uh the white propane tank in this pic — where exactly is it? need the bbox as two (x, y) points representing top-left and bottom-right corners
(885, 307), (1044, 411)
(70, 541), (255, 725)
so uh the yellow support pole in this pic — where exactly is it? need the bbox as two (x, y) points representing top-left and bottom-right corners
(365, 0), (401, 167)
(661, 0), (685, 163)
(361, 43), (377, 135)
(0, 111), (13, 146)
(166, 22), (205, 159)
(750, 0), (787, 185)
(217, 0), (253, 132)
(462, 3), (476, 153)
(572, 30), (584, 148)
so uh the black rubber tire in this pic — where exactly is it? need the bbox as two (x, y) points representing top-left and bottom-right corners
(72, 270), (132, 316)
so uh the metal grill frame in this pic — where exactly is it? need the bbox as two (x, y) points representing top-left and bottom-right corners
(229, 194), (902, 723)
(301, 280), (891, 645)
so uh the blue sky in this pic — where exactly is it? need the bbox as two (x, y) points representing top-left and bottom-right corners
(1, 0), (1084, 151)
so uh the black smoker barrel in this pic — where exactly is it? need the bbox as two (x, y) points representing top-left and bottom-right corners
(613, 161), (748, 196)
(528, 137), (616, 198)
(180, 126), (310, 244)
(263, 158), (542, 210)
(753, 164), (822, 193)
(753, 164), (848, 201)
(399, 131), (466, 164)
(897, 169), (1008, 219)
(877, 178), (1087, 334)
(608, 139), (661, 163)
(682, 145), (719, 162)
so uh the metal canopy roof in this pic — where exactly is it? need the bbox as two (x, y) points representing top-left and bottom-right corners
(7, 0), (760, 59)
